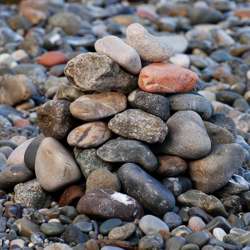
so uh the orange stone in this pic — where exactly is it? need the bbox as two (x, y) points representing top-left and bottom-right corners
(36, 51), (67, 67)
(138, 63), (198, 93)
(234, 9), (250, 19)
(14, 119), (30, 128)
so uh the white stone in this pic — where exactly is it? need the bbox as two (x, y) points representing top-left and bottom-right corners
(169, 54), (190, 68)
(213, 227), (226, 241)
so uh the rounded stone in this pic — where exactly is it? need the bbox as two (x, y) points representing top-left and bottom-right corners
(40, 222), (65, 236)
(126, 23), (174, 62)
(213, 227), (226, 241)
(188, 216), (206, 232)
(14, 179), (47, 209)
(108, 223), (136, 240)
(157, 155), (187, 177)
(37, 51), (67, 67)
(139, 234), (164, 250)
(69, 92), (127, 121)
(95, 35), (141, 74)
(64, 52), (137, 93)
(99, 219), (123, 235)
(163, 212), (182, 230)
(160, 111), (211, 159)
(86, 169), (120, 193)
(37, 100), (74, 140)
(138, 63), (198, 94)
(67, 122), (111, 148)
(97, 138), (158, 172)
(35, 137), (81, 192)
(190, 143), (246, 193)
(44, 243), (72, 250)
(128, 89), (170, 120)
(108, 109), (168, 144)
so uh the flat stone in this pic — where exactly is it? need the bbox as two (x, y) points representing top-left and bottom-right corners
(37, 51), (67, 67)
(190, 143), (246, 193)
(169, 93), (213, 120)
(44, 243), (72, 250)
(157, 155), (187, 177)
(108, 109), (168, 143)
(37, 100), (74, 140)
(108, 223), (136, 240)
(139, 234), (164, 250)
(41, 222), (64, 236)
(74, 148), (112, 178)
(126, 23), (174, 62)
(95, 35), (141, 74)
(70, 92), (127, 121)
(128, 89), (170, 120)
(178, 190), (227, 216)
(160, 111), (211, 159)
(139, 215), (169, 235)
(35, 137), (81, 192)
(186, 232), (210, 247)
(163, 212), (182, 230)
(100, 218), (123, 235)
(77, 189), (143, 221)
(118, 163), (175, 215)
(138, 63), (198, 94)
(64, 53), (137, 93)
(0, 164), (33, 189)
(86, 169), (120, 193)
(0, 74), (33, 106)
(67, 122), (111, 148)
(97, 138), (158, 172)
(14, 179), (47, 209)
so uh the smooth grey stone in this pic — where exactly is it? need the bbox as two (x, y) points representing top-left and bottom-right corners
(40, 222), (64, 236)
(165, 236), (186, 250)
(62, 225), (88, 246)
(163, 212), (182, 230)
(118, 163), (175, 216)
(139, 234), (164, 250)
(186, 232), (210, 247)
(99, 218), (123, 235)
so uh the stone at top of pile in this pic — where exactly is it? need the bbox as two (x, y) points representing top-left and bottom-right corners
(64, 22), (198, 94)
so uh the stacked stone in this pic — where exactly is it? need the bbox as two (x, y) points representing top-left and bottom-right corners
(4, 23), (249, 249)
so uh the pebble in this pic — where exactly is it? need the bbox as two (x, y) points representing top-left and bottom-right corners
(188, 216), (206, 232)
(44, 243), (72, 250)
(14, 179), (47, 209)
(108, 109), (168, 143)
(99, 218), (123, 235)
(186, 232), (210, 247)
(163, 212), (182, 230)
(37, 51), (67, 67)
(127, 23), (174, 62)
(76, 189), (143, 221)
(138, 63), (198, 93)
(138, 234), (164, 250)
(37, 100), (73, 139)
(139, 215), (169, 235)
(64, 53), (137, 93)
(118, 163), (175, 215)
(165, 236), (186, 250)
(128, 89), (170, 120)
(95, 35), (141, 74)
(178, 190), (227, 216)
(170, 54), (190, 68)
(97, 138), (158, 172)
(160, 111), (211, 159)
(15, 218), (40, 237)
(190, 143), (246, 193)
(35, 137), (81, 192)
(86, 169), (120, 193)
(108, 223), (136, 240)
(67, 122), (111, 148)
(213, 227), (227, 241)
(69, 92), (127, 121)
(62, 224), (88, 246)
(40, 222), (64, 236)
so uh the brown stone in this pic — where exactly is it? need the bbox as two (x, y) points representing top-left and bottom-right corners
(67, 122), (111, 148)
(70, 92), (127, 121)
(37, 51), (67, 67)
(37, 100), (74, 140)
(0, 74), (33, 106)
(157, 155), (188, 177)
(20, 0), (48, 25)
(77, 189), (143, 221)
(234, 9), (250, 19)
(138, 63), (198, 93)
(59, 185), (84, 207)
(86, 169), (121, 193)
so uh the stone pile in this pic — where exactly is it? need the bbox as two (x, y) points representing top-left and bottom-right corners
(0, 0), (250, 249)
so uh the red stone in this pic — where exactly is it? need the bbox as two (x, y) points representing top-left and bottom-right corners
(58, 185), (84, 206)
(234, 9), (250, 19)
(138, 63), (198, 93)
(36, 51), (67, 67)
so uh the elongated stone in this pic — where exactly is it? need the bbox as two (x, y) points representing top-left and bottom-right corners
(97, 138), (158, 172)
(70, 92), (127, 121)
(118, 163), (175, 215)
